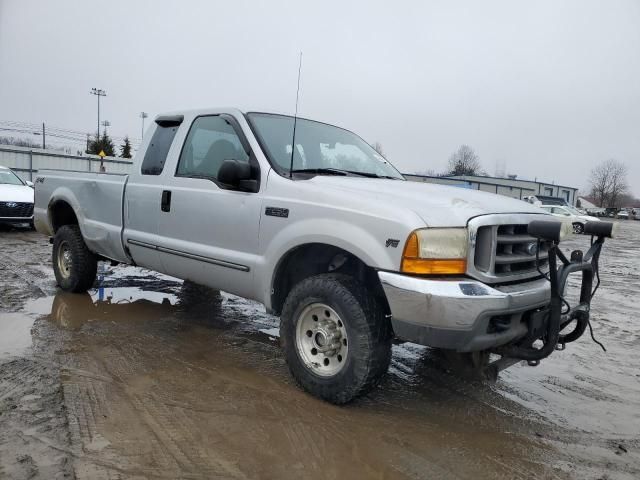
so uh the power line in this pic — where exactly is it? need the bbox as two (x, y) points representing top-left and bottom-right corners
(0, 120), (141, 145)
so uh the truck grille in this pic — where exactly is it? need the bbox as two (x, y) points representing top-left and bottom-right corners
(470, 215), (549, 283)
(0, 202), (34, 218)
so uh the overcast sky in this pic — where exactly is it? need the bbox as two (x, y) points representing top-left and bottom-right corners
(1, 0), (638, 194)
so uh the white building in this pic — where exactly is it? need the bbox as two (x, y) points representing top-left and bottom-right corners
(404, 173), (579, 206)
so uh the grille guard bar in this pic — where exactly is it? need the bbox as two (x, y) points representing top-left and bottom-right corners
(495, 220), (612, 362)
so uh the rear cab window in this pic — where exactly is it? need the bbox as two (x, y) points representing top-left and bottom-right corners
(141, 117), (183, 175)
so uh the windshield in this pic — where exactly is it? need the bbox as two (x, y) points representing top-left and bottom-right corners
(247, 113), (404, 179)
(564, 206), (582, 215)
(0, 169), (25, 186)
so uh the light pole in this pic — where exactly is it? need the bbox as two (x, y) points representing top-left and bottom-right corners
(101, 120), (111, 135)
(140, 111), (148, 139)
(90, 88), (107, 137)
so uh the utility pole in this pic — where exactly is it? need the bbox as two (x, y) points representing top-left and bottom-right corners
(42, 122), (45, 149)
(101, 120), (111, 135)
(140, 111), (148, 139)
(90, 88), (107, 137)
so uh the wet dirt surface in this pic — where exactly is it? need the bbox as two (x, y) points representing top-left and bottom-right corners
(1, 222), (639, 479)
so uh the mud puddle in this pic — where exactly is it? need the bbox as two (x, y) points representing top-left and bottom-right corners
(0, 312), (36, 359)
(1, 225), (640, 478)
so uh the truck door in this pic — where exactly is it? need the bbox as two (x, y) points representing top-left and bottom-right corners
(122, 117), (182, 273)
(155, 114), (262, 299)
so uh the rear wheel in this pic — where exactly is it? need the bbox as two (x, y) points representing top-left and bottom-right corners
(52, 225), (98, 293)
(573, 222), (584, 234)
(280, 273), (392, 404)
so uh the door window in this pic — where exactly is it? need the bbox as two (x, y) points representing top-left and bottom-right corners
(176, 116), (249, 182)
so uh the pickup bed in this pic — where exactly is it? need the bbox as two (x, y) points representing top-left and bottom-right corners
(34, 108), (612, 403)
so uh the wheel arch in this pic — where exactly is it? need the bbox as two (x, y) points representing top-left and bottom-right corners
(48, 198), (79, 233)
(269, 242), (391, 317)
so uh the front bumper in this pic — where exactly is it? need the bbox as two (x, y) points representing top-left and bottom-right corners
(378, 272), (551, 351)
(0, 215), (33, 224)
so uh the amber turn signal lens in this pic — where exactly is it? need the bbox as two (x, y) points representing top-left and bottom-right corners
(401, 258), (467, 275)
(403, 231), (420, 258)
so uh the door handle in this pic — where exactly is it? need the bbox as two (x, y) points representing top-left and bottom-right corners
(161, 190), (172, 212)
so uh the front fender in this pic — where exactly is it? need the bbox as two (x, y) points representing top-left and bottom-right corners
(256, 216), (404, 310)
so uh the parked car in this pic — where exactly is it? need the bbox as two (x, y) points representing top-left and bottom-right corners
(585, 207), (607, 217)
(33, 108), (610, 404)
(538, 205), (599, 234)
(0, 165), (34, 227)
(617, 209), (630, 220)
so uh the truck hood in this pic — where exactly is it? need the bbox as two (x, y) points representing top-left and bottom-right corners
(309, 177), (546, 227)
(0, 184), (34, 203)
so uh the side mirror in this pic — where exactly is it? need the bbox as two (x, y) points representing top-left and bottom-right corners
(217, 160), (258, 192)
(26, 180), (34, 188)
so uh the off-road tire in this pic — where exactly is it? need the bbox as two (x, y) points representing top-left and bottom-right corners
(52, 225), (98, 293)
(280, 273), (392, 404)
(573, 222), (584, 234)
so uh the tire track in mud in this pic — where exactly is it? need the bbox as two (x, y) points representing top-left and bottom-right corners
(59, 324), (252, 478)
(0, 251), (55, 295)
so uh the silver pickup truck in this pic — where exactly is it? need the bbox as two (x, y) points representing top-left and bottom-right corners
(34, 108), (613, 403)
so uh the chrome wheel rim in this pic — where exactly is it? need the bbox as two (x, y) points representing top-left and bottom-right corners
(295, 303), (349, 377)
(57, 241), (72, 279)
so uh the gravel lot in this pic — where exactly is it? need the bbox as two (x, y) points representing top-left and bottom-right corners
(1, 222), (639, 479)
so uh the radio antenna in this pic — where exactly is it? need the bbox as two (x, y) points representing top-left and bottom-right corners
(289, 52), (303, 179)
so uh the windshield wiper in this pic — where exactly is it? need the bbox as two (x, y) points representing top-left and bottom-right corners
(341, 170), (401, 179)
(290, 168), (348, 176)
(291, 168), (400, 179)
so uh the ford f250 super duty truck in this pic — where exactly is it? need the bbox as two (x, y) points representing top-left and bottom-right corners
(34, 108), (614, 404)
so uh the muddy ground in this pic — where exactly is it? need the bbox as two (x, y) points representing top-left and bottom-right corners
(0, 222), (639, 479)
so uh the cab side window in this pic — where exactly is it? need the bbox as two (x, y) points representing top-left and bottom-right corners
(176, 116), (249, 181)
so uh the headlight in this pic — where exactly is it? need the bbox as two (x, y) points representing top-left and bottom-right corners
(401, 228), (468, 274)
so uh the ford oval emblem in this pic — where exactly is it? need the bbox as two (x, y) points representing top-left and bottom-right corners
(5, 202), (17, 208)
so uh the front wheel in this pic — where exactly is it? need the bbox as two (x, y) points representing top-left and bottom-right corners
(52, 225), (98, 293)
(573, 222), (584, 234)
(280, 274), (392, 404)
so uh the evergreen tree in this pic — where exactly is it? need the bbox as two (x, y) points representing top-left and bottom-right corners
(86, 129), (116, 157)
(100, 129), (116, 157)
(120, 136), (132, 158)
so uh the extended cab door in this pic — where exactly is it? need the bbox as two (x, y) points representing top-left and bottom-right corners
(122, 116), (182, 272)
(155, 114), (262, 299)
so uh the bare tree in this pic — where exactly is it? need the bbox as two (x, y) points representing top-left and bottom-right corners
(371, 142), (385, 156)
(0, 136), (41, 148)
(448, 145), (482, 176)
(589, 159), (628, 207)
(413, 169), (443, 177)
